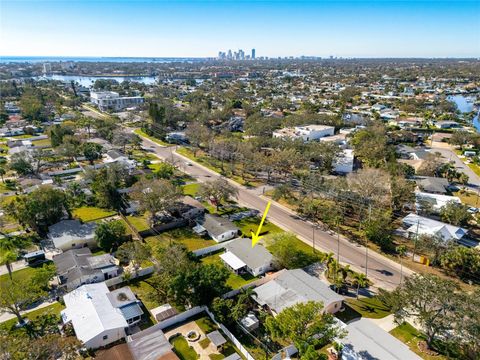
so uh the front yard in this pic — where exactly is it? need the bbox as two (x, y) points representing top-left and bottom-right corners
(0, 302), (65, 332)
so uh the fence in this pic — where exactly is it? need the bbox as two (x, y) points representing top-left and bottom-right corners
(105, 266), (154, 288)
(139, 219), (188, 238)
(192, 239), (235, 257)
(205, 308), (256, 360)
(222, 269), (287, 299)
(154, 306), (206, 330)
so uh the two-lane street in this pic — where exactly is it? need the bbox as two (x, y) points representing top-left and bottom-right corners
(140, 137), (411, 290)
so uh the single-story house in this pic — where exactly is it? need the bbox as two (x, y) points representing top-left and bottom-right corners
(48, 220), (97, 251)
(194, 214), (239, 242)
(103, 149), (136, 170)
(221, 238), (274, 276)
(61, 283), (144, 349)
(415, 192), (461, 212)
(53, 248), (120, 291)
(175, 196), (205, 220)
(341, 318), (422, 360)
(253, 269), (344, 315)
(333, 149), (354, 174)
(435, 121), (460, 129)
(415, 176), (450, 194)
(401, 213), (468, 243)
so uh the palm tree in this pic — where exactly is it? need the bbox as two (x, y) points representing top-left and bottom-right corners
(324, 252), (336, 279)
(339, 264), (353, 284)
(352, 273), (369, 299)
(0, 166), (5, 183)
(396, 245), (407, 285)
(0, 249), (17, 281)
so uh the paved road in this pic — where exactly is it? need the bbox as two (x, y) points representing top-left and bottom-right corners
(140, 138), (410, 290)
(430, 144), (480, 188)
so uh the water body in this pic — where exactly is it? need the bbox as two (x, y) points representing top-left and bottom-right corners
(37, 74), (157, 87)
(0, 56), (205, 63)
(448, 95), (480, 132)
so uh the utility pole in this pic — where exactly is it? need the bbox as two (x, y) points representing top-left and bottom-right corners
(336, 219), (340, 265)
(412, 219), (420, 261)
(365, 204), (372, 278)
(312, 223), (316, 253)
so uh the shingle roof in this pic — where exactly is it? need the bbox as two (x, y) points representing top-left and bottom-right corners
(225, 238), (273, 270)
(254, 269), (343, 314)
(199, 214), (238, 238)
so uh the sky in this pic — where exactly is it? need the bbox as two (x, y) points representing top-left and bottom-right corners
(0, 0), (479, 58)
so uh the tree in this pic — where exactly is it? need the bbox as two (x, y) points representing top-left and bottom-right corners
(9, 151), (34, 176)
(439, 201), (471, 226)
(268, 232), (319, 269)
(381, 274), (460, 349)
(82, 142), (103, 164)
(6, 186), (69, 233)
(116, 241), (151, 272)
(440, 246), (480, 283)
(0, 248), (17, 281)
(94, 220), (126, 251)
(87, 163), (132, 209)
(352, 272), (369, 299)
(396, 245), (407, 284)
(453, 289), (480, 359)
(0, 165), (6, 183)
(265, 301), (344, 356)
(0, 275), (49, 325)
(211, 297), (235, 325)
(199, 178), (238, 211)
(130, 178), (182, 226)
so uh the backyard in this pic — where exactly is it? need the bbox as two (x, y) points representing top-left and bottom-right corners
(72, 206), (116, 222)
(201, 252), (257, 289)
(144, 228), (216, 252)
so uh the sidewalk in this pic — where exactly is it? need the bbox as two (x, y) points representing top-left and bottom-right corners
(0, 300), (58, 324)
(0, 260), (27, 276)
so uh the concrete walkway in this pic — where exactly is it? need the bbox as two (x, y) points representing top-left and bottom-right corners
(0, 260), (27, 276)
(367, 314), (397, 332)
(0, 300), (58, 324)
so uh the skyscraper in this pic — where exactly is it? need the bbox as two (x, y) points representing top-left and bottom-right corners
(251, 48), (255, 59)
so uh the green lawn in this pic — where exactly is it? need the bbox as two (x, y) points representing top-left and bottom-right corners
(171, 335), (198, 360)
(31, 138), (51, 147)
(201, 253), (257, 289)
(126, 214), (151, 232)
(453, 190), (480, 207)
(0, 266), (44, 286)
(183, 183), (200, 197)
(234, 217), (283, 238)
(390, 322), (448, 360)
(134, 129), (170, 146)
(72, 207), (116, 222)
(129, 277), (161, 310)
(145, 228), (216, 252)
(0, 302), (65, 331)
(344, 296), (391, 319)
(195, 316), (217, 334)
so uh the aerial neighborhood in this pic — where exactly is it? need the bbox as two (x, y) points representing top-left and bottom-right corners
(0, 55), (479, 360)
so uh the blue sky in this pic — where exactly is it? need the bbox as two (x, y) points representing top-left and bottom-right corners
(1, 1), (479, 58)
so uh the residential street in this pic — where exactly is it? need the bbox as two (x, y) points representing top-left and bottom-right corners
(139, 136), (412, 290)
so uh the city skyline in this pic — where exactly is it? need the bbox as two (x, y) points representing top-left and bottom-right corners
(0, 1), (479, 58)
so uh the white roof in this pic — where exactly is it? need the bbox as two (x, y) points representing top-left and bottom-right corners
(342, 318), (422, 360)
(220, 251), (246, 270)
(415, 192), (461, 211)
(402, 213), (467, 241)
(61, 283), (127, 344)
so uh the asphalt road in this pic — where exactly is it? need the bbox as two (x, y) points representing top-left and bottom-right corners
(140, 139), (410, 290)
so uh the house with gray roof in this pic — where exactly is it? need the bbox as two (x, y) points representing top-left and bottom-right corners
(53, 248), (120, 291)
(194, 214), (239, 242)
(253, 269), (344, 315)
(221, 238), (274, 276)
(48, 219), (97, 251)
(341, 318), (421, 360)
(415, 176), (450, 194)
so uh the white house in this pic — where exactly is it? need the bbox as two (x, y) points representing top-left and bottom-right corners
(273, 124), (335, 142)
(401, 213), (468, 243)
(435, 121), (460, 129)
(48, 220), (97, 251)
(254, 269), (344, 315)
(61, 283), (144, 349)
(333, 149), (354, 174)
(103, 149), (136, 170)
(221, 237), (274, 276)
(90, 91), (144, 111)
(415, 192), (461, 212)
(194, 214), (239, 242)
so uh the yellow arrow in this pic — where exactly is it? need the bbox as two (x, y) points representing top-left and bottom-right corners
(251, 201), (271, 247)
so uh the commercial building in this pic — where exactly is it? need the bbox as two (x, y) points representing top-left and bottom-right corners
(90, 91), (144, 111)
(273, 125), (335, 142)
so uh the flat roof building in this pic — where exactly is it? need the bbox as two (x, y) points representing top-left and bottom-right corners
(91, 91), (144, 111)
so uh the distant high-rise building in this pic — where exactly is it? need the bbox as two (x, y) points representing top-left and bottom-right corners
(227, 49), (232, 60)
(251, 48), (255, 59)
